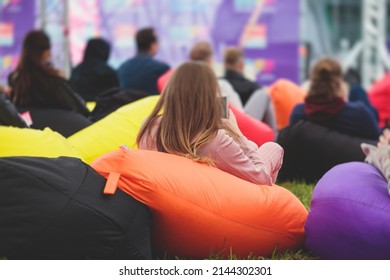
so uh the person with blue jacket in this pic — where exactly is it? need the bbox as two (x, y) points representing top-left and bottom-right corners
(290, 57), (381, 140)
(117, 27), (170, 94)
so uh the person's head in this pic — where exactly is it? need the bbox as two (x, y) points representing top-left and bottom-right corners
(11, 30), (61, 106)
(189, 41), (213, 65)
(137, 61), (236, 163)
(224, 47), (244, 72)
(21, 30), (52, 66)
(136, 27), (158, 55)
(83, 37), (110, 62)
(307, 57), (348, 101)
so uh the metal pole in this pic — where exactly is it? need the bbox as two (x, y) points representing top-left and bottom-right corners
(62, 0), (71, 78)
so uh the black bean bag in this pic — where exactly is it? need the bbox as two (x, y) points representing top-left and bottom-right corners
(90, 87), (150, 122)
(276, 120), (376, 183)
(16, 107), (92, 137)
(0, 93), (27, 128)
(0, 156), (152, 260)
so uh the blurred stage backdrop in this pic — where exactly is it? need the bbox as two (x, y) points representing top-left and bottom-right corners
(0, 0), (299, 86)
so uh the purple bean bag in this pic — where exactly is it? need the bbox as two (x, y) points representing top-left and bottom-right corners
(305, 162), (390, 259)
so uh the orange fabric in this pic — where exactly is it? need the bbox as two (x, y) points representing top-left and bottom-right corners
(269, 79), (306, 130)
(103, 172), (120, 194)
(368, 73), (390, 127)
(92, 149), (307, 259)
(229, 104), (275, 145)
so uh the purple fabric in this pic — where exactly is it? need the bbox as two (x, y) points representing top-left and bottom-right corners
(305, 162), (390, 260)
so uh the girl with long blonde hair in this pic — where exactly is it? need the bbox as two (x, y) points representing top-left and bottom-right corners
(137, 61), (283, 185)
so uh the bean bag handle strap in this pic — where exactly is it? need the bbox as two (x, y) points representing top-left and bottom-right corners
(103, 172), (120, 194)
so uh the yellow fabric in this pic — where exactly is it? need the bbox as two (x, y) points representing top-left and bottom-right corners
(68, 95), (159, 163)
(0, 126), (80, 158)
(86, 102), (96, 112)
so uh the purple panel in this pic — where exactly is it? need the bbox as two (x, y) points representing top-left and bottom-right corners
(0, 0), (35, 83)
(305, 162), (390, 260)
(211, 0), (300, 85)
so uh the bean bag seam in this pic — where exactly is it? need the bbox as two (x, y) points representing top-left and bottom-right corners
(312, 196), (390, 212)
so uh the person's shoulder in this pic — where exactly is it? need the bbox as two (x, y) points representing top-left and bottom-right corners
(292, 102), (304, 112)
(153, 58), (170, 70)
(218, 78), (233, 89)
(344, 101), (369, 112)
(118, 56), (136, 68)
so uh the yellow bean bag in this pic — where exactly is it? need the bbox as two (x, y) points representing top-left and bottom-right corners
(0, 126), (80, 158)
(68, 95), (159, 163)
(269, 79), (306, 130)
(86, 101), (96, 112)
(92, 148), (308, 259)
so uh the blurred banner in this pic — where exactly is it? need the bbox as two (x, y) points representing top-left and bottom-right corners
(0, 0), (300, 86)
(0, 0), (35, 85)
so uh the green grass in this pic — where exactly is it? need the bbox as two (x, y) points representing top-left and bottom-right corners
(281, 180), (315, 210)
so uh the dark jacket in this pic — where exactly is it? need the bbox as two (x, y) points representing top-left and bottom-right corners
(349, 84), (379, 122)
(9, 72), (90, 117)
(277, 120), (376, 183)
(0, 93), (27, 127)
(290, 101), (381, 140)
(0, 156), (152, 259)
(90, 87), (149, 122)
(117, 53), (170, 94)
(69, 38), (119, 101)
(223, 69), (260, 105)
(16, 106), (92, 137)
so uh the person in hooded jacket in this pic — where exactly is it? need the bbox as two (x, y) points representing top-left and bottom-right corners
(69, 38), (119, 101)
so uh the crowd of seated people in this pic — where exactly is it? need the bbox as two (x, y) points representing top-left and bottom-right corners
(1, 27), (388, 183)
(4, 24), (390, 263)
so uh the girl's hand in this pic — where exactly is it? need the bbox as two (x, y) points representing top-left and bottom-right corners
(221, 109), (244, 137)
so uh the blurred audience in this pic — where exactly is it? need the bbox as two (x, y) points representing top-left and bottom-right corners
(117, 27), (170, 94)
(69, 38), (119, 101)
(290, 57), (380, 140)
(8, 30), (89, 117)
(158, 41), (244, 110)
(222, 47), (260, 105)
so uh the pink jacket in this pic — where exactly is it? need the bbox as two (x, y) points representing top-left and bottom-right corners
(138, 118), (284, 186)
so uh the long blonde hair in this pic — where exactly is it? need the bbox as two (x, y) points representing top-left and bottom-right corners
(137, 61), (238, 164)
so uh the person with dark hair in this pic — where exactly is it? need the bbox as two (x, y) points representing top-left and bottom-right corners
(344, 67), (379, 123)
(223, 47), (260, 105)
(290, 57), (380, 140)
(8, 30), (89, 117)
(69, 37), (119, 101)
(117, 27), (170, 94)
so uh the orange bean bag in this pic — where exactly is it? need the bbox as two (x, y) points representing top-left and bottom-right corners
(368, 73), (390, 127)
(91, 148), (307, 259)
(269, 79), (306, 130)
